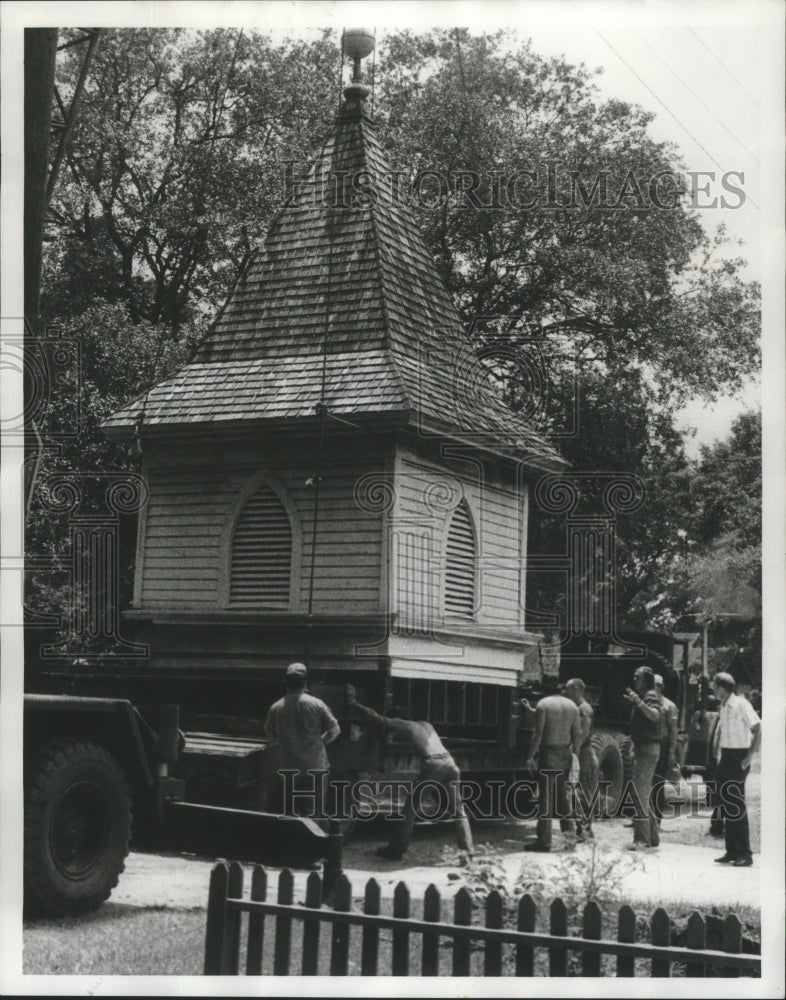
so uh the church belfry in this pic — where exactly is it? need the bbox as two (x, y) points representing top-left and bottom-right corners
(104, 29), (565, 745)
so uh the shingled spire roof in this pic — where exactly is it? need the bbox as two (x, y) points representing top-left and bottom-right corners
(104, 57), (565, 470)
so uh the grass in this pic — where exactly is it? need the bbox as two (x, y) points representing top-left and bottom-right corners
(23, 891), (761, 977)
(23, 904), (206, 975)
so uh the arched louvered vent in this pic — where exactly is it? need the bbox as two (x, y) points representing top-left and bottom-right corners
(230, 486), (292, 606)
(444, 501), (476, 618)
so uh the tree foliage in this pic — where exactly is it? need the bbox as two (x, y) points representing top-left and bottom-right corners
(373, 29), (759, 404)
(636, 410), (762, 627)
(45, 28), (339, 330)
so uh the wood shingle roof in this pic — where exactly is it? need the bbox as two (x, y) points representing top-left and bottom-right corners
(104, 90), (566, 470)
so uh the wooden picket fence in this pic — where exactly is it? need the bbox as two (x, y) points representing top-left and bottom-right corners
(204, 861), (760, 978)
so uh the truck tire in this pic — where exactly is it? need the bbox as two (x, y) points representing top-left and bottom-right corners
(590, 731), (624, 817)
(24, 739), (132, 917)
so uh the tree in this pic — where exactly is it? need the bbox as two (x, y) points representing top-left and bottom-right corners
(25, 302), (192, 638)
(686, 410), (762, 615)
(523, 364), (697, 631)
(691, 409), (761, 553)
(628, 410), (762, 627)
(44, 28), (340, 331)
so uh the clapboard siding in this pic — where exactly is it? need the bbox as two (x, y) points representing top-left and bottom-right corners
(137, 438), (389, 612)
(139, 464), (231, 606)
(393, 445), (525, 629)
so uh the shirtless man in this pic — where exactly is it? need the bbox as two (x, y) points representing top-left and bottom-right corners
(524, 688), (581, 851)
(345, 685), (473, 862)
(565, 678), (599, 841)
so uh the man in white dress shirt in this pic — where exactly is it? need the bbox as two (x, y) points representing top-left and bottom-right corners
(711, 671), (761, 867)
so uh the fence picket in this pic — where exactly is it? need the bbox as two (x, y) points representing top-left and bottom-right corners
(222, 862), (244, 975)
(392, 882), (411, 976)
(616, 904), (636, 977)
(515, 893), (536, 977)
(421, 884), (441, 976)
(650, 907), (671, 977)
(204, 862), (229, 975)
(273, 868), (294, 976)
(484, 890), (504, 977)
(722, 913), (742, 979)
(245, 866), (267, 976)
(361, 878), (381, 976)
(685, 911), (706, 978)
(549, 898), (568, 977)
(301, 871), (323, 976)
(329, 874), (352, 976)
(582, 900), (602, 977)
(451, 888), (473, 976)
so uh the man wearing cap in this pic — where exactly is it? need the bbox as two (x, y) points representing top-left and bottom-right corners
(622, 665), (663, 850)
(711, 671), (761, 867)
(345, 685), (473, 862)
(652, 673), (679, 825)
(523, 687), (582, 852)
(265, 663), (341, 819)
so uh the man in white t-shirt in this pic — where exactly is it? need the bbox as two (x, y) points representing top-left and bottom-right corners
(711, 671), (761, 867)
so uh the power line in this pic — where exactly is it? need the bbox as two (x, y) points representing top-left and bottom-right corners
(633, 30), (759, 165)
(595, 29), (759, 211)
(596, 30), (724, 170)
(688, 27), (760, 108)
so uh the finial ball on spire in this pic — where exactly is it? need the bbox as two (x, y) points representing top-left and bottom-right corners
(343, 28), (375, 60)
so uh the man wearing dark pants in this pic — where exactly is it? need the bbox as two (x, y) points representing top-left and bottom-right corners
(345, 685), (473, 862)
(712, 671), (761, 867)
(524, 689), (581, 852)
(652, 672), (678, 825)
(623, 666), (663, 851)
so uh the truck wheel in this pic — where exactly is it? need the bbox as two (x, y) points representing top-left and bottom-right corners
(24, 739), (132, 917)
(590, 732), (624, 817)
